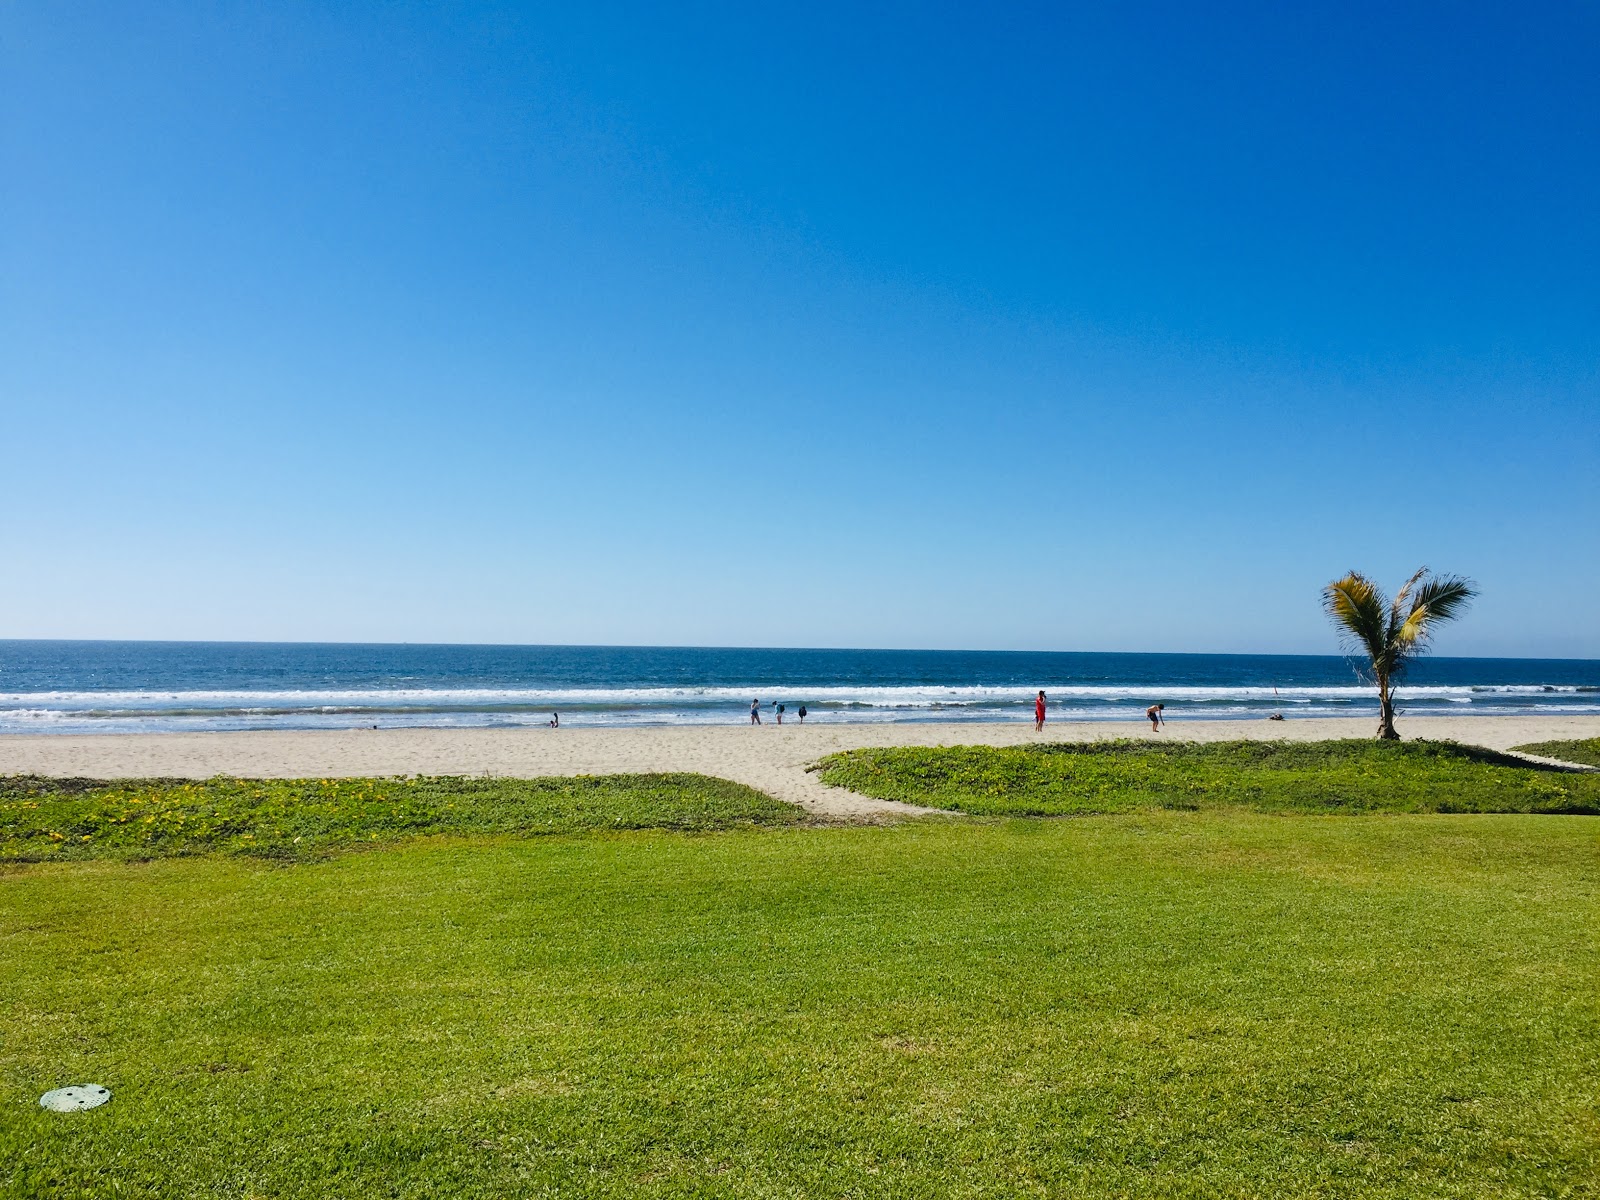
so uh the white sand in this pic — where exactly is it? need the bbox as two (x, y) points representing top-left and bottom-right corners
(3, 714), (1597, 819)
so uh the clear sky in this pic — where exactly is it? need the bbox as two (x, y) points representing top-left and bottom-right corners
(3, 2), (1596, 657)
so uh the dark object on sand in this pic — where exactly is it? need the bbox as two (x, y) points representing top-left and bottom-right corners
(1269, 713), (1285, 721)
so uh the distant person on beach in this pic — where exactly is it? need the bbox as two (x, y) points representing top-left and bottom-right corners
(776, 703), (785, 725)
(798, 705), (807, 723)
(549, 712), (559, 728)
(750, 699), (762, 725)
(1146, 703), (1165, 731)
(1034, 690), (1048, 731)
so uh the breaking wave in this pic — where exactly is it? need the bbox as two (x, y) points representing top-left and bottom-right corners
(2, 681), (1597, 733)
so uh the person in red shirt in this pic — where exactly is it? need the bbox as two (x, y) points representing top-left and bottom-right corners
(1034, 690), (1047, 732)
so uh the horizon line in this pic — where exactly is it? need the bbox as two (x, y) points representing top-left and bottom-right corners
(1, 638), (1595, 664)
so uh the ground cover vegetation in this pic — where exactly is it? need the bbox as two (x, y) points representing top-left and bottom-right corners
(0, 773), (802, 863)
(816, 739), (1600, 817)
(3, 812), (1596, 1198)
(1511, 738), (1600, 768)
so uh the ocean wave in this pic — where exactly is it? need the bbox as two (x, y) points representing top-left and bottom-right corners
(0, 682), (1591, 709)
(2, 680), (1597, 734)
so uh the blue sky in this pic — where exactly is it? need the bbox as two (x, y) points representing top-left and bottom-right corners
(2, 1), (1596, 656)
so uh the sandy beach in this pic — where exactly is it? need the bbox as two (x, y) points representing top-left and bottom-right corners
(3, 713), (1597, 819)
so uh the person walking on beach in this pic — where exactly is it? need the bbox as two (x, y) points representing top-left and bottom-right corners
(798, 705), (807, 723)
(1146, 703), (1165, 732)
(1035, 690), (1047, 732)
(776, 703), (785, 725)
(750, 698), (762, 725)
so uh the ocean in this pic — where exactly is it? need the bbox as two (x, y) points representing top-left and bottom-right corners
(0, 641), (1596, 734)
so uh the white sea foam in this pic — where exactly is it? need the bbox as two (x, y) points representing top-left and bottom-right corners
(1, 681), (1595, 733)
(0, 683), (1588, 708)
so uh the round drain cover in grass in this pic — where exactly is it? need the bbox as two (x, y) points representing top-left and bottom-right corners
(39, 1085), (111, 1112)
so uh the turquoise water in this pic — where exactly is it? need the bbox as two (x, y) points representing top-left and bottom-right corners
(0, 641), (1595, 733)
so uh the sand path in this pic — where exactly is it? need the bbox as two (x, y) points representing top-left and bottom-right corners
(3, 714), (1598, 820)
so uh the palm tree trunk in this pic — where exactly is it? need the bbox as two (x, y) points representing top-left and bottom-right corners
(1376, 676), (1399, 740)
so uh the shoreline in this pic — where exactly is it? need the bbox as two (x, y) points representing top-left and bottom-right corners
(3, 713), (1598, 819)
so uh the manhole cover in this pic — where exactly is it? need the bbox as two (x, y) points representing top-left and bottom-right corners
(39, 1085), (111, 1112)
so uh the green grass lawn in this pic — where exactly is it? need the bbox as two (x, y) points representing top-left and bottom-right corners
(0, 773), (803, 863)
(817, 739), (1600, 817)
(3, 763), (1599, 1197)
(1512, 738), (1600, 768)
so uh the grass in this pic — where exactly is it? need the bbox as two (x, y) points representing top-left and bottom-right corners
(3, 813), (1597, 1198)
(0, 773), (805, 863)
(1512, 738), (1600, 768)
(817, 738), (1600, 817)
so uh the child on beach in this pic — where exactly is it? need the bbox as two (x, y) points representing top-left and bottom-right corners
(750, 699), (762, 725)
(1035, 690), (1047, 731)
(1146, 703), (1165, 731)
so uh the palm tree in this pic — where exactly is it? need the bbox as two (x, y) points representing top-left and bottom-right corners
(1322, 568), (1477, 740)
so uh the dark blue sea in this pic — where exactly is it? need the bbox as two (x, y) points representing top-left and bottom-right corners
(1, 641), (1596, 733)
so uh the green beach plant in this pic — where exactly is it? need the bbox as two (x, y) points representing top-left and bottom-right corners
(816, 739), (1595, 816)
(1322, 567), (1477, 740)
(0, 773), (804, 863)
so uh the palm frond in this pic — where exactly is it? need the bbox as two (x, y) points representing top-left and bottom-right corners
(1389, 567), (1429, 644)
(1322, 573), (1389, 667)
(1395, 575), (1478, 648)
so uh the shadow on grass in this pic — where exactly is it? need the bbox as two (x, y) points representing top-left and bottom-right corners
(1509, 737), (1600, 770)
